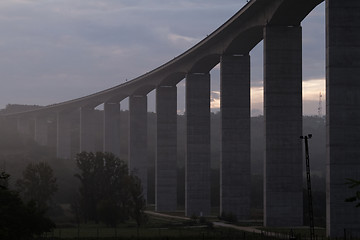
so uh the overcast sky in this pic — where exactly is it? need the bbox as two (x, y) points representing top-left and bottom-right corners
(0, 0), (325, 116)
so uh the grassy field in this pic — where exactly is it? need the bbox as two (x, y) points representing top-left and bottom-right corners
(47, 228), (249, 239)
(44, 224), (253, 239)
(43, 214), (241, 239)
(42, 211), (330, 240)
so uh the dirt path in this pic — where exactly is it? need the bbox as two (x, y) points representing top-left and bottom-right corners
(145, 211), (290, 239)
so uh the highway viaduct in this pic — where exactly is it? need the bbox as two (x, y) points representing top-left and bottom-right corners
(1, 0), (359, 237)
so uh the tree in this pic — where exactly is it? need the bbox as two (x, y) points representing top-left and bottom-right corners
(128, 174), (147, 228)
(70, 194), (82, 238)
(16, 162), (58, 209)
(0, 171), (9, 190)
(0, 172), (55, 239)
(74, 152), (147, 227)
(345, 178), (360, 207)
(75, 152), (131, 225)
(96, 198), (119, 227)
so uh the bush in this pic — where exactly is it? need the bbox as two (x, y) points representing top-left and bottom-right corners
(0, 172), (55, 239)
(219, 212), (238, 223)
(199, 216), (206, 224)
(206, 221), (214, 229)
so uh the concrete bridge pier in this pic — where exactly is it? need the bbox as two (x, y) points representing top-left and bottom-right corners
(220, 54), (251, 220)
(56, 111), (72, 159)
(326, 0), (360, 237)
(129, 94), (148, 201)
(80, 107), (98, 153)
(17, 117), (34, 139)
(185, 72), (211, 217)
(34, 115), (49, 146)
(155, 85), (177, 212)
(263, 25), (303, 227)
(103, 102), (121, 157)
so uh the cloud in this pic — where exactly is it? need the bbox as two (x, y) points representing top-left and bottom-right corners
(251, 109), (262, 117)
(177, 109), (185, 115)
(167, 33), (200, 48)
(210, 91), (221, 111)
(210, 87), (263, 115)
(302, 79), (325, 101)
(251, 86), (263, 104)
(251, 86), (263, 116)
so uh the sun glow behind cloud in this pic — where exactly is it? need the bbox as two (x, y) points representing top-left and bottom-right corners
(210, 91), (220, 109)
(210, 78), (325, 116)
(302, 78), (326, 116)
(302, 78), (325, 101)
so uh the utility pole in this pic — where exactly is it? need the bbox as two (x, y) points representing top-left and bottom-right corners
(300, 134), (315, 240)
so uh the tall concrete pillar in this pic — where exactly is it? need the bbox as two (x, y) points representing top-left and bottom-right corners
(1, 116), (17, 135)
(326, 0), (360, 237)
(185, 72), (211, 216)
(80, 107), (96, 153)
(129, 95), (148, 201)
(17, 117), (33, 138)
(263, 25), (303, 227)
(220, 54), (250, 220)
(156, 85), (177, 212)
(57, 111), (72, 159)
(35, 115), (48, 146)
(103, 102), (121, 157)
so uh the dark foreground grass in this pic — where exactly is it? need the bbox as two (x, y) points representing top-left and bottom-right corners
(38, 215), (269, 240)
(40, 225), (273, 240)
(40, 214), (354, 240)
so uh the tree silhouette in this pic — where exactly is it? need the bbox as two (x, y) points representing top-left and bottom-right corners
(16, 162), (58, 210)
(74, 152), (147, 227)
(345, 178), (360, 207)
(0, 171), (55, 239)
(75, 152), (132, 225)
(0, 171), (9, 190)
(128, 174), (147, 228)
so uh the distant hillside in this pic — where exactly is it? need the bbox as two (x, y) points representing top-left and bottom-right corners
(0, 104), (43, 114)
